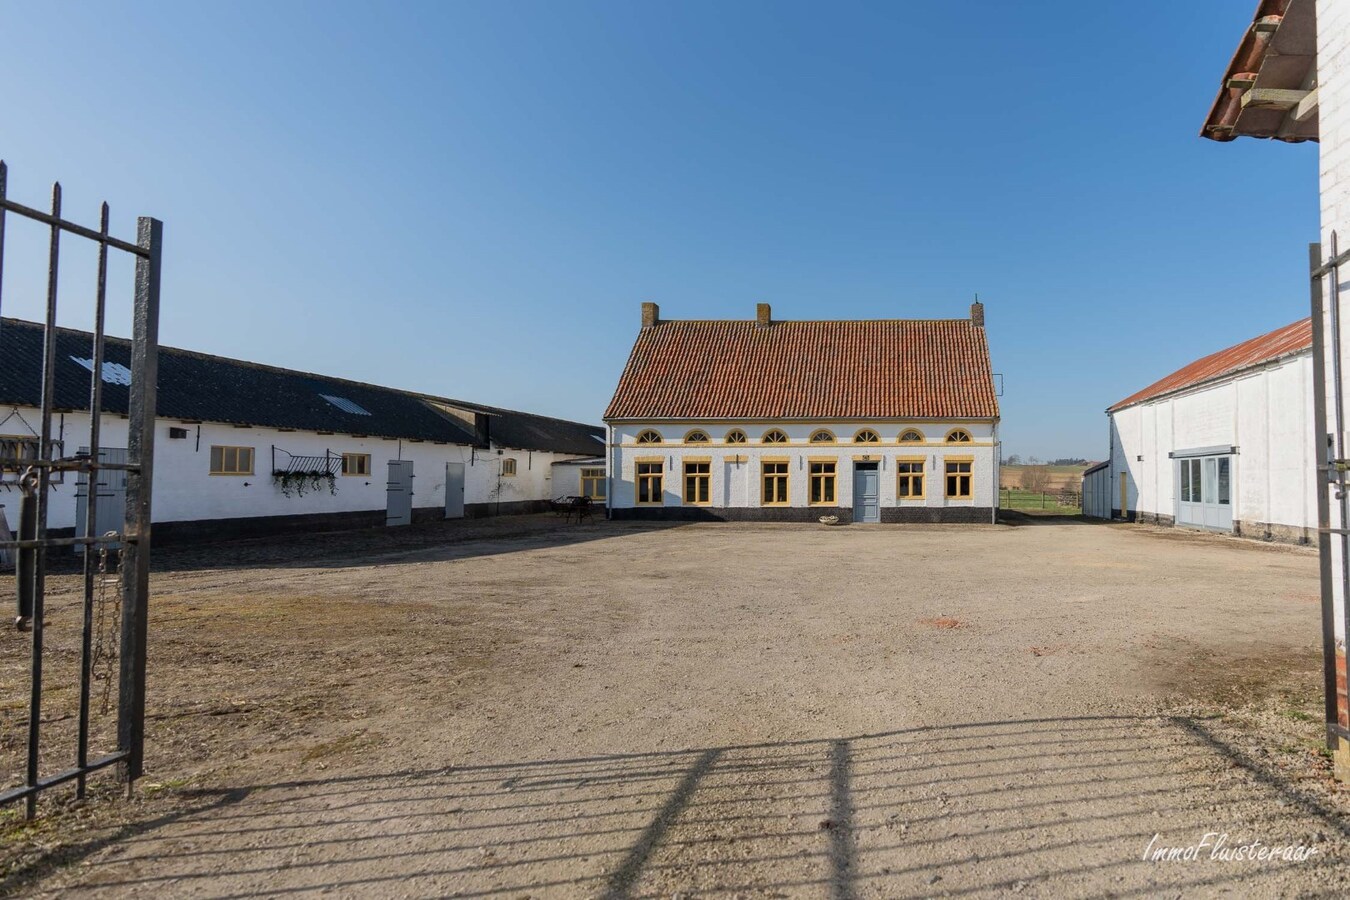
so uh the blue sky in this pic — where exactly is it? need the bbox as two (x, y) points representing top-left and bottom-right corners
(0, 1), (1319, 459)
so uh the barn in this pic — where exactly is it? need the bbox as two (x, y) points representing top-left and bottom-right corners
(1091, 318), (1314, 543)
(603, 301), (1000, 523)
(0, 317), (601, 543)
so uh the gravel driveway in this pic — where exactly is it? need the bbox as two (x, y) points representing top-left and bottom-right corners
(8, 517), (1348, 897)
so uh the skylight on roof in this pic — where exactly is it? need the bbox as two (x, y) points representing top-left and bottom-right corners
(70, 356), (132, 385)
(320, 394), (372, 416)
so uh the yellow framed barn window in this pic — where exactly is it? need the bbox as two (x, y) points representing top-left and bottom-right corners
(636, 459), (664, 504)
(210, 445), (254, 476)
(501, 458), (517, 476)
(762, 429), (788, 444)
(945, 459), (973, 499)
(809, 460), (837, 505)
(635, 430), (662, 444)
(945, 428), (973, 443)
(684, 430), (710, 444)
(899, 429), (924, 443)
(683, 461), (711, 505)
(853, 429), (881, 444)
(725, 429), (747, 444)
(897, 458), (925, 498)
(809, 429), (835, 444)
(580, 467), (606, 500)
(341, 452), (371, 476)
(761, 460), (789, 505)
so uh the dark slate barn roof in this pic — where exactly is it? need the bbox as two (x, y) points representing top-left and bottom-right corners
(0, 318), (602, 452)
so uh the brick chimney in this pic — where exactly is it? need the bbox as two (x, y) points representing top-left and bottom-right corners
(970, 300), (984, 327)
(756, 303), (771, 327)
(641, 301), (660, 328)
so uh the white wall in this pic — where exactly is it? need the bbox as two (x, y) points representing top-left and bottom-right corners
(1321, 0), (1350, 646)
(608, 421), (998, 513)
(0, 405), (584, 531)
(1106, 352), (1315, 532)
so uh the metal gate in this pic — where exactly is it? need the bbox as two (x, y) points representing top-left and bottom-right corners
(0, 161), (162, 819)
(386, 459), (414, 526)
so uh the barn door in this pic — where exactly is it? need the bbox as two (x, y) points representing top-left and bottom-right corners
(444, 462), (465, 519)
(75, 447), (128, 551)
(386, 460), (414, 526)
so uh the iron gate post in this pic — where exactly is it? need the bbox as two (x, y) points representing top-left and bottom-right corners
(1311, 243), (1341, 746)
(117, 217), (161, 784)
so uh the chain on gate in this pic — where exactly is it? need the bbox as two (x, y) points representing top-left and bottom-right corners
(90, 535), (123, 714)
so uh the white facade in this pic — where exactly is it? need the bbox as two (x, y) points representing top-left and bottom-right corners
(0, 404), (583, 535)
(1105, 351), (1316, 542)
(607, 421), (999, 522)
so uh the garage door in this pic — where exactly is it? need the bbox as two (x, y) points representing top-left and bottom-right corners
(1174, 451), (1233, 532)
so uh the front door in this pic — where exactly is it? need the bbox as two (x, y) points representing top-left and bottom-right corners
(853, 463), (880, 523)
(74, 446), (128, 551)
(444, 462), (465, 519)
(386, 459), (414, 526)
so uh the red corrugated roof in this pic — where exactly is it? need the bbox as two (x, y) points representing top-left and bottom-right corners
(604, 318), (999, 421)
(1109, 318), (1312, 412)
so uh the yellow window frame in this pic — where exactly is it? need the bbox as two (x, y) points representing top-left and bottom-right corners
(682, 457), (712, 505)
(580, 467), (606, 500)
(944, 455), (974, 499)
(896, 455), (925, 499)
(635, 456), (664, 505)
(635, 429), (663, 444)
(341, 452), (371, 476)
(209, 445), (254, 476)
(808, 456), (837, 506)
(853, 428), (881, 444)
(760, 457), (790, 505)
(945, 428), (973, 443)
(501, 457), (518, 477)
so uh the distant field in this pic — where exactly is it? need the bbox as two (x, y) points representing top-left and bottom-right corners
(1000, 464), (1093, 492)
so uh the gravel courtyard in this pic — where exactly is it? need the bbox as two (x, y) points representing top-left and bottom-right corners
(4, 516), (1349, 897)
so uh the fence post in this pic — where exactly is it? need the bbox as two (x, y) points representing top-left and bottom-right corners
(117, 217), (161, 785)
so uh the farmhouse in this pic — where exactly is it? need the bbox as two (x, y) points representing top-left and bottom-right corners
(0, 318), (601, 543)
(1087, 318), (1315, 543)
(603, 302), (1000, 523)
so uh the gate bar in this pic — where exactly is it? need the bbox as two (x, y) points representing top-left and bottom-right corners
(0, 195), (148, 258)
(25, 184), (62, 819)
(76, 201), (111, 798)
(0, 751), (128, 806)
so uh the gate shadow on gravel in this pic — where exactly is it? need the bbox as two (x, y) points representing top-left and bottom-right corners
(33, 716), (1350, 898)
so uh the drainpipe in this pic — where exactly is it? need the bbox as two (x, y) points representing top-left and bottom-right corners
(991, 420), (999, 524)
(606, 424), (614, 520)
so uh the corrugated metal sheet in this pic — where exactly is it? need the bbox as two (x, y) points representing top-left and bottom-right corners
(604, 318), (999, 421)
(1109, 318), (1312, 412)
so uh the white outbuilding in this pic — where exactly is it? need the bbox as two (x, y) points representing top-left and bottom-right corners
(1094, 317), (1314, 543)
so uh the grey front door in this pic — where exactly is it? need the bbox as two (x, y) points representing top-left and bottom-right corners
(853, 463), (880, 523)
(75, 446), (128, 551)
(444, 462), (465, 519)
(386, 459), (414, 526)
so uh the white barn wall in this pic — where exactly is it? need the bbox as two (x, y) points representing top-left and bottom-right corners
(1107, 353), (1315, 542)
(609, 421), (998, 522)
(1, 405), (581, 535)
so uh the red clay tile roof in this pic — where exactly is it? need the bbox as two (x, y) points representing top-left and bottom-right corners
(1109, 318), (1312, 412)
(604, 318), (998, 421)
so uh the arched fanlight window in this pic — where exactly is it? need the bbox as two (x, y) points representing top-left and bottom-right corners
(809, 429), (835, 443)
(853, 429), (881, 444)
(684, 430), (710, 444)
(635, 430), (663, 444)
(945, 429), (973, 443)
(762, 429), (789, 444)
(899, 429), (924, 443)
(725, 429), (747, 444)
